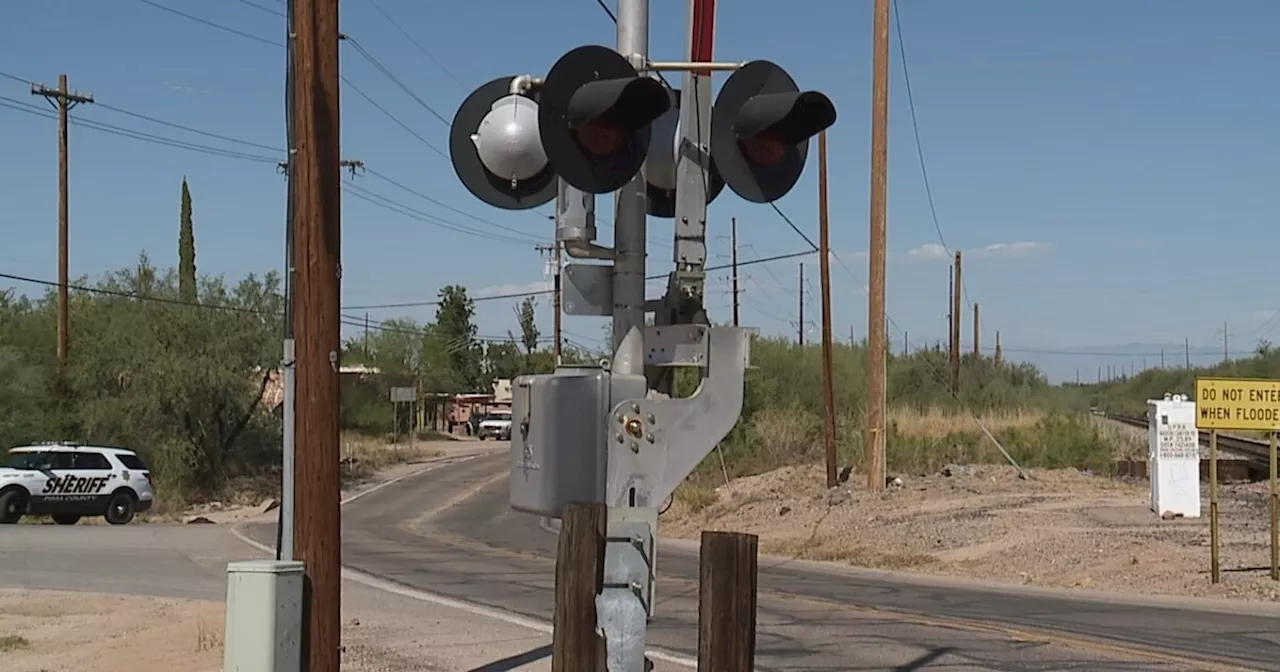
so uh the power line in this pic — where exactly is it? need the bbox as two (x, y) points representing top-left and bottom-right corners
(0, 95), (281, 163)
(238, 0), (286, 18)
(6, 270), (1238, 361)
(361, 0), (468, 89)
(365, 168), (537, 241)
(344, 248), (818, 310)
(93, 101), (283, 152)
(342, 182), (543, 245)
(0, 92), (534, 245)
(137, 0), (283, 47)
(340, 73), (448, 158)
(346, 36), (451, 126)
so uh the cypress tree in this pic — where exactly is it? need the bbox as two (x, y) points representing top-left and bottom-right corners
(178, 177), (196, 302)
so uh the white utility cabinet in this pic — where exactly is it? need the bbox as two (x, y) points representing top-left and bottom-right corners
(1147, 394), (1201, 518)
(223, 559), (305, 672)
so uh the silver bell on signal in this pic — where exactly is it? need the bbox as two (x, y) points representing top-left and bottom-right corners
(472, 94), (548, 189)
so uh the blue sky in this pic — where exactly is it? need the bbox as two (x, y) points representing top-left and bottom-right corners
(1, 0), (1277, 380)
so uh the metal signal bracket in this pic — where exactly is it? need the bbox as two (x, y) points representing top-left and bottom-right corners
(604, 326), (750, 509)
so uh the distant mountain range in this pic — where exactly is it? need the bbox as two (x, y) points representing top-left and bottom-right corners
(1004, 342), (1246, 385)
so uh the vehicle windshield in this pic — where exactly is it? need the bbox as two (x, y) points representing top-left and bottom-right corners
(4, 451), (45, 469)
(488, 412), (512, 421)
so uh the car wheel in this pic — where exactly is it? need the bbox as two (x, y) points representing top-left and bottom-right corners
(104, 491), (137, 525)
(52, 514), (81, 525)
(0, 490), (27, 524)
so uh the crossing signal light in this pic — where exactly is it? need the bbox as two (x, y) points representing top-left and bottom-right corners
(539, 45), (671, 195)
(711, 60), (837, 203)
(449, 76), (557, 210)
(644, 88), (726, 218)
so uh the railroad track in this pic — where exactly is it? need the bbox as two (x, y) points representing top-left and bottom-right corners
(1105, 413), (1272, 468)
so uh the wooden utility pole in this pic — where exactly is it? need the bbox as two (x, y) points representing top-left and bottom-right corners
(950, 250), (962, 395)
(293, 0), (342, 669)
(994, 330), (1002, 365)
(903, 330), (907, 356)
(537, 243), (564, 363)
(946, 265), (953, 359)
(730, 217), (740, 327)
(552, 502), (606, 671)
(797, 262), (805, 345)
(698, 531), (758, 671)
(817, 131), (837, 488)
(1185, 336), (1191, 368)
(865, 0), (889, 494)
(31, 75), (93, 371)
(972, 302), (980, 357)
(1223, 321), (1229, 363)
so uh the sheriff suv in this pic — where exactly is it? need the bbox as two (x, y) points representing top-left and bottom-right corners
(0, 442), (155, 525)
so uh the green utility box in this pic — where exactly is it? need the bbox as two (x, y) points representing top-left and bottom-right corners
(223, 559), (305, 672)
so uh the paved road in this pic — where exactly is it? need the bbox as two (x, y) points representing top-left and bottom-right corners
(234, 452), (1280, 671)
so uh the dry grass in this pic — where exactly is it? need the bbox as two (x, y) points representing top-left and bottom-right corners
(763, 536), (935, 569)
(193, 618), (221, 652)
(0, 633), (30, 651)
(888, 406), (1045, 438)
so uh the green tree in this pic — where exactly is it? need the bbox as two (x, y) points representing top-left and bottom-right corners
(517, 297), (539, 355)
(485, 339), (524, 381)
(178, 177), (196, 303)
(434, 285), (484, 392)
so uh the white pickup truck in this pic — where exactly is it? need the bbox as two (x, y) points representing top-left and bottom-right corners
(477, 411), (513, 441)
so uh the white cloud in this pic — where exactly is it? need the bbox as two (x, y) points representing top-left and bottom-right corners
(830, 250), (868, 262)
(906, 241), (1052, 261)
(906, 243), (950, 260)
(474, 280), (551, 299)
(976, 241), (1051, 258)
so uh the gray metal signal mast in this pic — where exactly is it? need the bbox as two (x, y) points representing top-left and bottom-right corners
(448, 0), (835, 668)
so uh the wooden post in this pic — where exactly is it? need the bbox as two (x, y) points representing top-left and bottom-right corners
(864, 0), (890, 494)
(698, 531), (758, 672)
(293, 0), (343, 667)
(552, 502), (607, 672)
(817, 130), (837, 489)
(731, 217), (740, 327)
(950, 250), (962, 394)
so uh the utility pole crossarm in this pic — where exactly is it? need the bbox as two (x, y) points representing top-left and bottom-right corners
(31, 81), (95, 108)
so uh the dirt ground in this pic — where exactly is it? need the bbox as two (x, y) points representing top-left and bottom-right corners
(664, 461), (1280, 602)
(0, 590), (226, 672)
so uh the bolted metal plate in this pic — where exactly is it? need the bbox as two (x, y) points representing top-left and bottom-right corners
(450, 76), (556, 210)
(561, 263), (614, 316)
(644, 325), (709, 367)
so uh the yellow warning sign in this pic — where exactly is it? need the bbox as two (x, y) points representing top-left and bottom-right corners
(1195, 376), (1280, 430)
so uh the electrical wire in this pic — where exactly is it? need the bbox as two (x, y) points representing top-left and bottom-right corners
(238, 0), (285, 18)
(361, 0), (468, 89)
(345, 37), (451, 127)
(342, 183), (543, 246)
(138, 0), (283, 47)
(339, 74), (449, 160)
(0, 96), (281, 163)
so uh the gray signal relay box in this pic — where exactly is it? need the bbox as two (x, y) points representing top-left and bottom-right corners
(509, 366), (645, 519)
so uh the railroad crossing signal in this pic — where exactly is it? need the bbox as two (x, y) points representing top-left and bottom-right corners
(710, 60), (837, 203)
(446, 38), (836, 667)
(449, 76), (557, 210)
(538, 45), (670, 194)
(448, 46), (835, 211)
